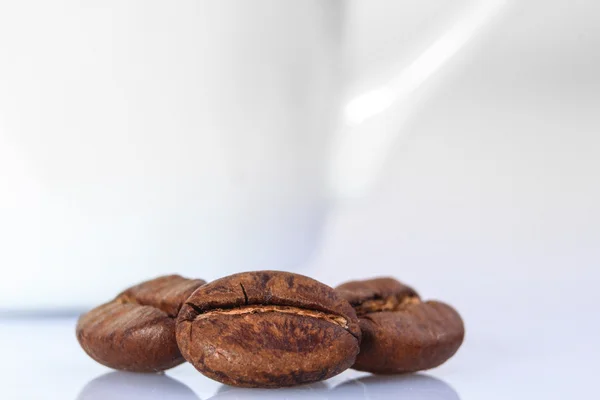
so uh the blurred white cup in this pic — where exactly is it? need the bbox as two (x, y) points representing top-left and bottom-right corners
(0, 0), (502, 308)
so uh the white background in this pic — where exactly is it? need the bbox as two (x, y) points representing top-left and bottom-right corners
(1, 0), (599, 398)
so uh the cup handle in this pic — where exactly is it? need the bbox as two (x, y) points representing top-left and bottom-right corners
(328, 0), (507, 199)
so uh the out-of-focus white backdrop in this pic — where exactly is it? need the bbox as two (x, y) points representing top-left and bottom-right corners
(1, 0), (599, 398)
(1, 0), (597, 309)
(1, 0), (509, 309)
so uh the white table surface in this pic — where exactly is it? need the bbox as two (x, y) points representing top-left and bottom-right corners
(2, 293), (598, 400)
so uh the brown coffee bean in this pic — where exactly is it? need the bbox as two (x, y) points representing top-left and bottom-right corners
(76, 275), (206, 372)
(176, 271), (361, 388)
(336, 277), (464, 374)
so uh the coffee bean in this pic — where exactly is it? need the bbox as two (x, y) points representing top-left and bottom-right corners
(76, 275), (205, 372)
(336, 278), (464, 374)
(176, 271), (361, 388)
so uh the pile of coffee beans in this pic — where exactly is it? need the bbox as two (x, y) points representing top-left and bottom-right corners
(77, 271), (464, 388)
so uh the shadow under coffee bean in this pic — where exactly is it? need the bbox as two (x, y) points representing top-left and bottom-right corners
(176, 271), (362, 388)
(76, 275), (206, 372)
(336, 278), (465, 374)
(211, 381), (330, 400)
(76, 371), (200, 400)
(332, 373), (461, 400)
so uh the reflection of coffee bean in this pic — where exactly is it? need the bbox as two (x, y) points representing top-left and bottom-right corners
(336, 278), (464, 374)
(76, 275), (205, 372)
(177, 271), (361, 388)
(211, 382), (330, 400)
(332, 374), (461, 400)
(76, 371), (200, 400)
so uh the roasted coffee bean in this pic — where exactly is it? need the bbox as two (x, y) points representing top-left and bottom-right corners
(336, 278), (464, 374)
(76, 275), (206, 372)
(176, 271), (361, 388)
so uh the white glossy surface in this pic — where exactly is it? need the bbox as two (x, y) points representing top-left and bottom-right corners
(2, 296), (598, 400)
